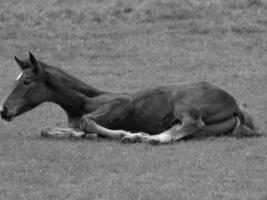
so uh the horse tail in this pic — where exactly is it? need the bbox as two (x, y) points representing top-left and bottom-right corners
(233, 105), (260, 137)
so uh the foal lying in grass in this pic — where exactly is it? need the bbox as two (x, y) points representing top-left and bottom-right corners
(0, 53), (258, 144)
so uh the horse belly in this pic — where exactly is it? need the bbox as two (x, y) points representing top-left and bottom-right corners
(128, 90), (177, 134)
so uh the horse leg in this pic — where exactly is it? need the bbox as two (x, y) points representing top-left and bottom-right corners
(41, 127), (97, 140)
(40, 115), (98, 140)
(146, 106), (204, 144)
(120, 132), (151, 143)
(80, 118), (132, 139)
(80, 98), (134, 140)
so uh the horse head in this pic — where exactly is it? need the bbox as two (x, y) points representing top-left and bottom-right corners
(1, 53), (47, 121)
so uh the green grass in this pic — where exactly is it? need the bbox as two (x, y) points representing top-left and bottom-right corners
(0, 0), (267, 199)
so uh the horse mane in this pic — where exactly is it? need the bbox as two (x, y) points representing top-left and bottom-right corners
(39, 61), (105, 97)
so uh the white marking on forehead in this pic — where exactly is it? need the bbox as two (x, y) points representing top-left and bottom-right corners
(16, 72), (23, 81)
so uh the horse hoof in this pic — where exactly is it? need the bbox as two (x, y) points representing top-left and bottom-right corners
(147, 138), (160, 145)
(121, 136), (134, 144)
(40, 127), (53, 137)
(41, 130), (48, 137)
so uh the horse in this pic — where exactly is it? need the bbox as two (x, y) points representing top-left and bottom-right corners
(0, 53), (257, 144)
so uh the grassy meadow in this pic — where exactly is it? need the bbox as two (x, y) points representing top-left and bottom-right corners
(0, 0), (267, 199)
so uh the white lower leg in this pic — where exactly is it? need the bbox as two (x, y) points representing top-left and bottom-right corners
(121, 132), (150, 143)
(157, 132), (172, 143)
(92, 123), (132, 139)
(41, 127), (88, 139)
(148, 132), (172, 144)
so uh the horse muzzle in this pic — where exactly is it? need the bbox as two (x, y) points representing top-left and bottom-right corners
(0, 106), (14, 121)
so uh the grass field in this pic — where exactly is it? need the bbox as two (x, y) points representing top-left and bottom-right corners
(0, 0), (267, 199)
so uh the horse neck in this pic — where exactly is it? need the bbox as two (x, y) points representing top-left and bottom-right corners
(43, 66), (107, 115)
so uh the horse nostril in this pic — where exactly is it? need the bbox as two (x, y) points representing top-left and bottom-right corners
(0, 105), (13, 121)
(0, 106), (7, 116)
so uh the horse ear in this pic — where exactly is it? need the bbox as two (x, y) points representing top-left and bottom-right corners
(14, 56), (27, 70)
(29, 52), (40, 74)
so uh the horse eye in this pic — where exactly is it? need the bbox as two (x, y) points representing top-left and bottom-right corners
(23, 79), (31, 85)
